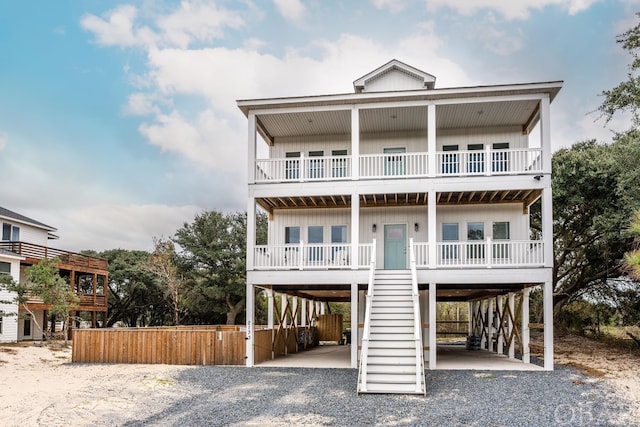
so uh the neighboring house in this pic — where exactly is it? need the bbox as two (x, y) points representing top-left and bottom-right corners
(0, 207), (108, 342)
(239, 60), (560, 394)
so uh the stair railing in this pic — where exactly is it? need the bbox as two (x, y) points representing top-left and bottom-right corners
(357, 238), (376, 393)
(409, 238), (426, 394)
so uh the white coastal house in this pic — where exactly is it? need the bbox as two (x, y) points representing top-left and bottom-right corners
(0, 207), (109, 342)
(239, 60), (560, 394)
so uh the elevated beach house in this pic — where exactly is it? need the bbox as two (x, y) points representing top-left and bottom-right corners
(0, 207), (108, 342)
(239, 60), (561, 394)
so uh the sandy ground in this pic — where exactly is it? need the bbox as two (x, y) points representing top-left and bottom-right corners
(1, 336), (638, 426)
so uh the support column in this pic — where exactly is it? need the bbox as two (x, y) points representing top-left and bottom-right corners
(487, 298), (494, 352)
(248, 112), (257, 184)
(351, 191), (360, 269)
(540, 95), (551, 175)
(427, 191), (437, 268)
(351, 283), (358, 368)
(247, 198), (256, 271)
(543, 280), (554, 370)
(420, 290), (429, 362)
(300, 297), (307, 327)
(428, 282), (436, 369)
(267, 289), (274, 329)
(351, 108), (359, 180)
(292, 297), (299, 327)
(508, 293), (515, 359)
(245, 282), (255, 367)
(480, 300), (487, 349)
(522, 288), (531, 364)
(497, 295), (504, 355)
(468, 301), (473, 335)
(427, 104), (436, 177)
(281, 295), (288, 328)
(542, 188), (553, 268)
(320, 302), (325, 315)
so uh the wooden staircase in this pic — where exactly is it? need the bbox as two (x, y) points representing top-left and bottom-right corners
(358, 270), (425, 394)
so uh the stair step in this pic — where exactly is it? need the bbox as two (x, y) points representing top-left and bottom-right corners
(364, 373), (421, 384)
(366, 364), (419, 374)
(370, 326), (414, 334)
(372, 300), (413, 307)
(369, 312), (414, 320)
(370, 319), (414, 327)
(368, 347), (416, 357)
(369, 332), (415, 341)
(366, 355), (417, 365)
(369, 340), (415, 349)
(359, 382), (424, 394)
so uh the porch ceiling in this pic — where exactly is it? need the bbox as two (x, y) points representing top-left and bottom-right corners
(265, 283), (533, 303)
(256, 189), (540, 213)
(255, 100), (540, 142)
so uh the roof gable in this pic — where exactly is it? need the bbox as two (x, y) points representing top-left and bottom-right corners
(353, 59), (436, 93)
(0, 206), (56, 232)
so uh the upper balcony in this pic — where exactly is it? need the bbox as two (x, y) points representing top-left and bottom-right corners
(0, 241), (108, 272)
(254, 147), (542, 183)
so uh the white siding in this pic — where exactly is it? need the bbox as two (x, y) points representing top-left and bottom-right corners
(363, 69), (424, 92)
(437, 126), (528, 151)
(0, 255), (22, 342)
(270, 208), (351, 245)
(18, 309), (45, 341)
(271, 135), (350, 158)
(360, 131), (427, 154)
(436, 204), (529, 241)
(1, 221), (49, 246)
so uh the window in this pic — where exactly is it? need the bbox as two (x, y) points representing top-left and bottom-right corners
(493, 221), (510, 259)
(308, 151), (324, 179)
(442, 223), (459, 260)
(331, 225), (348, 264)
(285, 152), (300, 180)
(285, 226), (300, 244)
(384, 147), (406, 176)
(331, 149), (348, 178)
(0, 261), (10, 275)
(23, 315), (31, 337)
(467, 144), (484, 174)
(2, 223), (19, 241)
(308, 226), (324, 262)
(492, 142), (509, 173)
(467, 222), (485, 259)
(441, 145), (459, 174)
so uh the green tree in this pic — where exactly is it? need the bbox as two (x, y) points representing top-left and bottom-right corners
(625, 211), (640, 280)
(173, 210), (268, 325)
(96, 249), (170, 327)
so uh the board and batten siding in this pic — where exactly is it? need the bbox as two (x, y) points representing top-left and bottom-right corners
(436, 204), (530, 241)
(268, 126), (529, 159)
(0, 255), (22, 342)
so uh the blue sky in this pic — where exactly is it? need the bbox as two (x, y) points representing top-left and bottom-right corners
(0, 0), (637, 252)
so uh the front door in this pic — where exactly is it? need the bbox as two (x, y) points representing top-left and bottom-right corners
(384, 224), (407, 269)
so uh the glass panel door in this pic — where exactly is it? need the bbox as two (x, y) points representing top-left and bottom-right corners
(442, 145), (459, 174)
(384, 147), (406, 176)
(331, 225), (348, 265)
(467, 144), (484, 174)
(331, 149), (348, 178)
(442, 223), (459, 260)
(492, 142), (509, 173)
(308, 226), (324, 262)
(467, 222), (485, 260)
(384, 224), (407, 269)
(285, 152), (300, 180)
(308, 150), (324, 179)
(493, 222), (510, 259)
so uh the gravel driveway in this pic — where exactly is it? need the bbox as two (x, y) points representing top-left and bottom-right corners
(120, 366), (631, 426)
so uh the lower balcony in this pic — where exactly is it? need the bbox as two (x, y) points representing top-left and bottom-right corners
(252, 240), (544, 270)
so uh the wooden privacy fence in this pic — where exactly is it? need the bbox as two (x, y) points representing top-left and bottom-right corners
(72, 326), (252, 365)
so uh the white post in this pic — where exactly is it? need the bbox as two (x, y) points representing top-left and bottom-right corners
(428, 282), (436, 369)
(420, 290), (429, 363)
(316, 301), (321, 317)
(497, 295), (504, 355)
(522, 288), (531, 364)
(486, 237), (492, 268)
(351, 107), (360, 180)
(351, 191), (360, 269)
(292, 297), (299, 327)
(320, 302), (325, 315)
(428, 191), (437, 268)
(351, 283), (358, 368)
(543, 280), (554, 370)
(508, 292), (515, 358)
(485, 145), (491, 176)
(468, 301), (473, 335)
(540, 94), (551, 175)
(248, 112), (256, 184)
(309, 299), (315, 325)
(480, 300), (487, 349)
(542, 188), (553, 268)
(427, 104), (436, 177)
(245, 282), (255, 367)
(281, 295), (288, 328)
(267, 289), (274, 329)
(247, 198), (256, 271)
(301, 297), (307, 327)
(487, 298), (494, 352)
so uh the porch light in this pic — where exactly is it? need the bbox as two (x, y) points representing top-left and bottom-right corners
(414, 223), (419, 232)
(372, 224), (377, 233)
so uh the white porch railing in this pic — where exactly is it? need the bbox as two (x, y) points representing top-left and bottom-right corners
(255, 148), (542, 182)
(409, 239), (426, 394)
(358, 239), (376, 393)
(359, 152), (429, 178)
(435, 240), (544, 267)
(253, 242), (373, 269)
(436, 148), (542, 177)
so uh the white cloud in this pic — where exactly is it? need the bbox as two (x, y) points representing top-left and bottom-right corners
(122, 92), (167, 116)
(273, 0), (306, 23)
(80, 5), (156, 47)
(0, 132), (7, 151)
(469, 13), (524, 55)
(423, 0), (600, 20)
(372, 0), (407, 13)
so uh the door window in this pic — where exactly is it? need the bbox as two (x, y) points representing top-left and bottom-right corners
(384, 147), (406, 176)
(467, 143), (484, 173)
(467, 222), (485, 259)
(441, 145), (459, 174)
(493, 221), (510, 258)
(331, 150), (348, 178)
(492, 142), (509, 173)
(442, 223), (459, 260)
(308, 226), (324, 262)
(285, 152), (300, 180)
(308, 150), (324, 179)
(331, 225), (348, 264)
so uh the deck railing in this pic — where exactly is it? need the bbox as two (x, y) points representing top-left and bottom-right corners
(435, 240), (544, 267)
(254, 148), (543, 182)
(254, 242), (374, 270)
(0, 241), (108, 270)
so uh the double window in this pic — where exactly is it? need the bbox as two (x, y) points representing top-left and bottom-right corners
(1, 223), (20, 241)
(441, 145), (459, 174)
(285, 152), (300, 180)
(491, 142), (510, 172)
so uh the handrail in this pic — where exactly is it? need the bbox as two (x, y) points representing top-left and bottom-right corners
(409, 238), (425, 394)
(357, 238), (376, 393)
